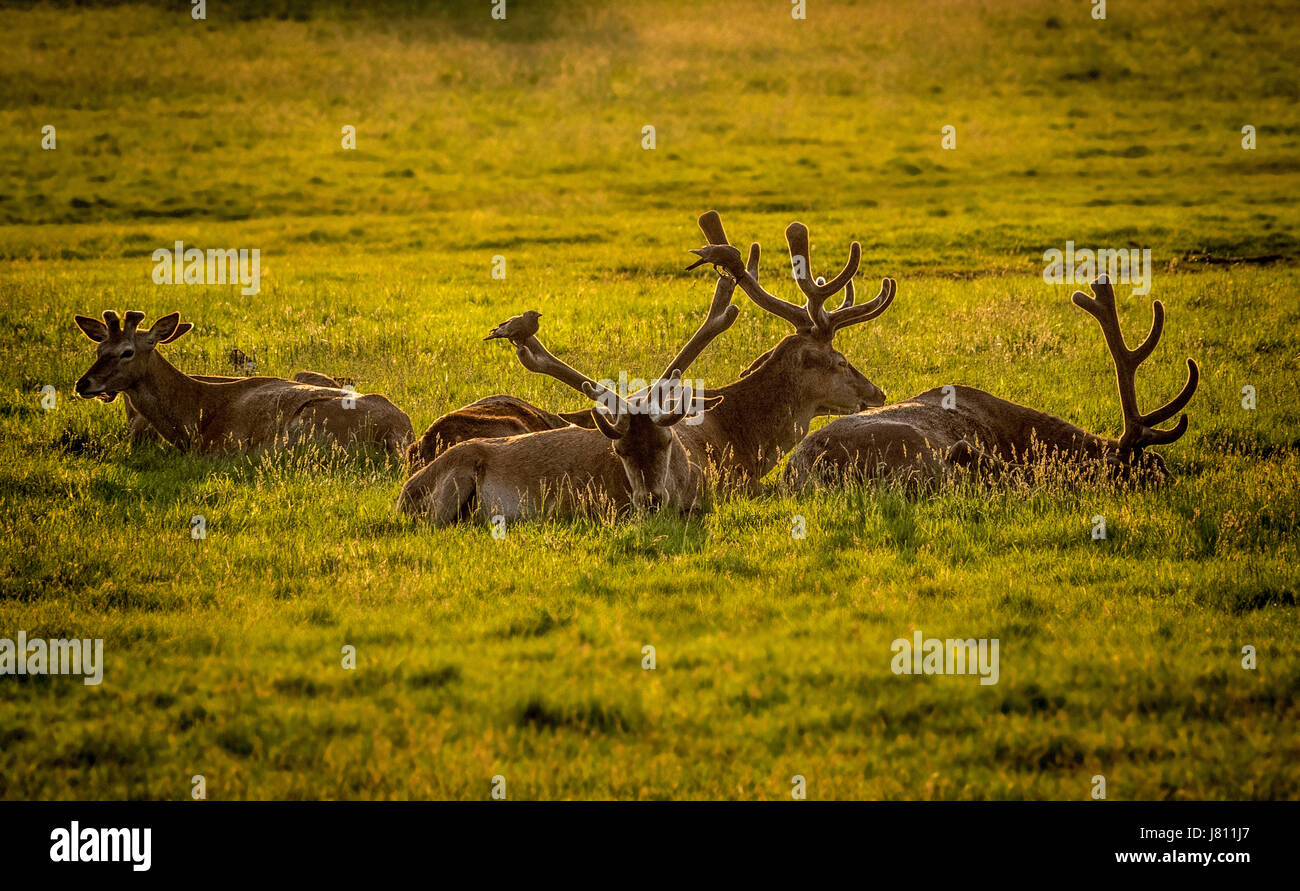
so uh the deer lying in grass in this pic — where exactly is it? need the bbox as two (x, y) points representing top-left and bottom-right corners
(124, 370), (340, 444)
(783, 277), (1200, 487)
(398, 293), (735, 521)
(675, 212), (897, 490)
(405, 211), (898, 492)
(74, 310), (413, 455)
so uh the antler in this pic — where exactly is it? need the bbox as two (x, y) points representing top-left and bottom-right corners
(656, 211), (742, 384)
(511, 330), (632, 437)
(687, 213), (890, 339)
(1071, 276), (1199, 456)
(821, 277), (897, 333)
(687, 217), (807, 331)
(501, 214), (745, 437)
(785, 221), (860, 335)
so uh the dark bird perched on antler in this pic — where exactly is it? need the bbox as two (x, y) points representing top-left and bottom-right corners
(484, 310), (542, 343)
(686, 244), (744, 277)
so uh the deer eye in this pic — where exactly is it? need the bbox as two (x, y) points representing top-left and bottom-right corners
(120, 349), (135, 360)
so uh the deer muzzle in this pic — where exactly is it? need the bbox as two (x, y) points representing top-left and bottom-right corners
(860, 383), (886, 410)
(74, 375), (112, 400)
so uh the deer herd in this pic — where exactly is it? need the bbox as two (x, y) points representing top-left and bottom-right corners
(73, 210), (1200, 525)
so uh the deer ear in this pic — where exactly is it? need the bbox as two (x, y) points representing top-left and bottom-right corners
(592, 408), (625, 440)
(143, 312), (183, 346)
(159, 321), (193, 344)
(74, 315), (109, 342)
(738, 348), (774, 378)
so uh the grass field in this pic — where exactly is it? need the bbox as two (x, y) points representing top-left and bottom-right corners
(1, 0), (1298, 800)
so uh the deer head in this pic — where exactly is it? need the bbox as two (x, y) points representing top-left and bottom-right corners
(589, 382), (722, 510)
(687, 211), (894, 416)
(503, 301), (730, 510)
(1071, 276), (1200, 478)
(73, 311), (192, 402)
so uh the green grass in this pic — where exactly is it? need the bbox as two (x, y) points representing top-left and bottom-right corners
(1, 0), (1298, 800)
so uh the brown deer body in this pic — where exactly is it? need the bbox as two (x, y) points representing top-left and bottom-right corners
(124, 370), (342, 444)
(402, 412), (706, 522)
(405, 395), (593, 473)
(784, 277), (1199, 487)
(404, 211), (896, 491)
(74, 311), (413, 456)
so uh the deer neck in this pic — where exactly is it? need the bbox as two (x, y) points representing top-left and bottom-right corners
(125, 353), (207, 450)
(696, 363), (817, 481)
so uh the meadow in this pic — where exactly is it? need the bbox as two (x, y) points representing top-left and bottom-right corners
(0, 0), (1297, 799)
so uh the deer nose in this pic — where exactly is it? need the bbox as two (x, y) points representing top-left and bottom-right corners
(74, 376), (100, 398)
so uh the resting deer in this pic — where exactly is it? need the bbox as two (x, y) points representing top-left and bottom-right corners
(675, 212), (897, 489)
(783, 276), (1200, 487)
(124, 370), (341, 444)
(398, 292), (735, 521)
(405, 211), (897, 493)
(73, 310), (414, 455)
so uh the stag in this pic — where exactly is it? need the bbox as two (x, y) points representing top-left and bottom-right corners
(123, 370), (341, 444)
(73, 310), (413, 455)
(783, 277), (1199, 486)
(405, 211), (898, 494)
(397, 293), (734, 521)
(678, 212), (897, 490)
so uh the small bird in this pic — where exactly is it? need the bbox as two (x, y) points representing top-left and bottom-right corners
(484, 310), (541, 343)
(685, 244), (744, 276)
